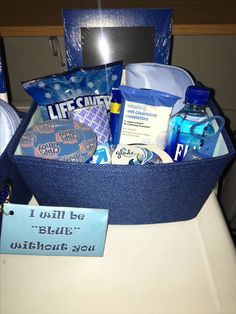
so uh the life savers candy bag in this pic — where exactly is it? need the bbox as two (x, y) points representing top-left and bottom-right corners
(21, 61), (123, 121)
(115, 86), (180, 149)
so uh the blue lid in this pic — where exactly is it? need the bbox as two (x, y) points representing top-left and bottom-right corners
(111, 88), (122, 103)
(185, 86), (211, 105)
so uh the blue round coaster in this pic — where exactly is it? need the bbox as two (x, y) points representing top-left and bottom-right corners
(19, 119), (97, 163)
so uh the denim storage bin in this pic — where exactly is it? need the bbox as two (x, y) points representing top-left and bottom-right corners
(6, 99), (235, 225)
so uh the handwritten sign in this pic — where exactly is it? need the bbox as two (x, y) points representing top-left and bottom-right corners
(0, 203), (109, 256)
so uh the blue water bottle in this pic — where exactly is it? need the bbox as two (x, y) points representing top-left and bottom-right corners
(165, 86), (214, 161)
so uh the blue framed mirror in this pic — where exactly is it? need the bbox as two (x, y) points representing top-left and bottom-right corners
(63, 8), (172, 68)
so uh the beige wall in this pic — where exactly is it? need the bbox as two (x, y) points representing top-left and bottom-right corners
(3, 35), (236, 132)
(172, 35), (236, 132)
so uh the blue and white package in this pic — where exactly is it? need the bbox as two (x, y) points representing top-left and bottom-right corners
(92, 143), (111, 165)
(69, 104), (112, 164)
(126, 63), (195, 116)
(22, 61), (123, 121)
(69, 104), (111, 145)
(116, 86), (180, 149)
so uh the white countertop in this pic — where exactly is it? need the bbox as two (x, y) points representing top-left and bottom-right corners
(1, 193), (236, 314)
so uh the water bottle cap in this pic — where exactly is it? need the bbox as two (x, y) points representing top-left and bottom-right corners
(185, 86), (211, 105)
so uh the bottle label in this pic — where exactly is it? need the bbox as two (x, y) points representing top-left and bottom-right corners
(174, 141), (198, 161)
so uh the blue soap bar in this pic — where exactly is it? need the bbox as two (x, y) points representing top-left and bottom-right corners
(19, 119), (97, 163)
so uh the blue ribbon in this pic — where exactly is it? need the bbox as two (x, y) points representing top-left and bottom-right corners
(183, 115), (225, 161)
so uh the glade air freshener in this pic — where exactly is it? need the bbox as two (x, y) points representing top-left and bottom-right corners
(111, 144), (173, 165)
(19, 119), (97, 163)
(22, 61), (123, 121)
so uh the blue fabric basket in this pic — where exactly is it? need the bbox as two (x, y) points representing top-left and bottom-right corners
(0, 150), (32, 205)
(6, 101), (235, 225)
